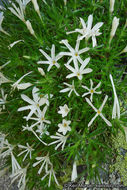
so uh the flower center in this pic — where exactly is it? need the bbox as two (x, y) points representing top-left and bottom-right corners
(83, 29), (86, 33)
(53, 60), (56, 64)
(77, 72), (80, 77)
(63, 123), (67, 127)
(75, 52), (78, 56)
(71, 85), (74, 90)
(41, 117), (45, 121)
(37, 104), (40, 107)
(90, 89), (94, 93)
(97, 110), (101, 115)
(65, 108), (68, 113)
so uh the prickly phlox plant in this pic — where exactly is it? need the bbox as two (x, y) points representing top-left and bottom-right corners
(0, 0), (127, 189)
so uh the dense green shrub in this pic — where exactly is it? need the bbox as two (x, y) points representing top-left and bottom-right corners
(0, 0), (127, 189)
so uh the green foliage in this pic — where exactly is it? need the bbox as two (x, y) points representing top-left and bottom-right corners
(0, 0), (127, 189)
(110, 130), (127, 186)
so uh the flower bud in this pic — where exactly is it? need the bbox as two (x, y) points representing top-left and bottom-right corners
(110, 0), (115, 13)
(31, 0), (41, 18)
(71, 161), (77, 181)
(109, 17), (119, 44)
(38, 67), (45, 76)
(26, 20), (36, 37)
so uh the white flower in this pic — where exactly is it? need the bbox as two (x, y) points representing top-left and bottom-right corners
(60, 38), (89, 65)
(0, 61), (11, 70)
(0, 12), (10, 35)
(109, 74), (120, 119)
(11, 71), (32, 91)
(41, 165), (59, 187)
(67, 15), (103, 47)
(48, 132), (68, 150)
(22, 124), (47, 145)
(33, 153), (52, 174)
(10, 164), (27, 190)
(0, 72), (11, 85)
(58, 119), (71, 135)
(65, 57), (92, 80)
(31, 0), (41, 18)
(18, 143), (34, 161)
(82, 79), (101, 101)
(110, 0), (115, 13)
(11, 152), (21, 175)
(58, 104), (70, 117)
(38, 67), (45, 76)
(8, 40), (24, 50)
(109, 16), (119, 45)
(71, 160), (77, 182)
(0, 139), (14, 158)
(9, 0), (30, 22)
(37, 44), (63, 72)
(18, 87), (45, 120)
(86, 95), (112, 127)
(60, 80), (79, 97)
(25, 20), (36, 37)
(0, 88), (7, 110)
(24, 106), (51, 127)
(36, 124), (49, 137)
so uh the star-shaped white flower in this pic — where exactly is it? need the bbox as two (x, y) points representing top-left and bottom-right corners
(48, 132), (68, 150)
(65, 57), (92, 80)
(67, 15), (103, 47)
(36, 124), (49, 137)
(109, 74), (120, 119)
(86, 95), (112, 127)
(11, 152), (21, 175)
(82, 79), (101, 101)
(60, 38), (89, 66)
(0, 139), (14, 158)
(41, 165), (59, 187)
(60, 80), (79, 97)
(37, 44), (63, 72)
(10, 164), (27, 190)
(24, 106), (51, 127)
(18, 143), (34, 161)
(9, 0), (30, 22)
(18, 87), (46, 120)
(58, 104), (70, 117)
(33, 153), (52, 174)
(22, 124), (47, 145)
(0, 88), (8, 110)
(58, 119), (71, 135)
